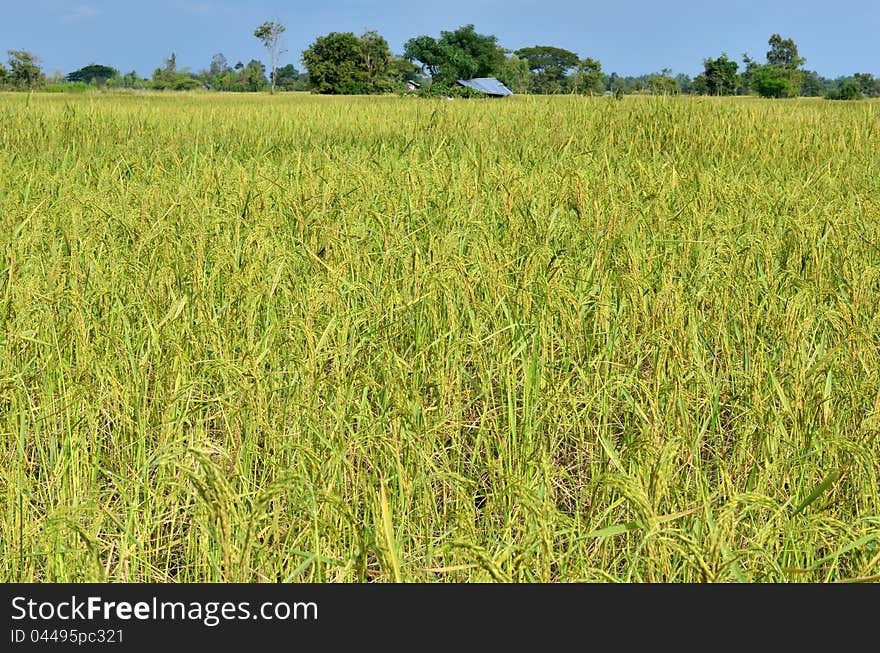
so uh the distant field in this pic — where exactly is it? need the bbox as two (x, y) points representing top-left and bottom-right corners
(1, 92), (878, 582)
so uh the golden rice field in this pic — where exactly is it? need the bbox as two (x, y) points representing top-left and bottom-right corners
(1, 92), (879, 582)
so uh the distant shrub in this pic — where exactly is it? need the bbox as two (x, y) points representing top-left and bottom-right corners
(826, 82), (863, 101)
(418, 82), (485, 98)
(172, 77), (203, 91)
(751, 65), (801, 98)
(42, 82), (91, 93)
(151, 76), (204, 91)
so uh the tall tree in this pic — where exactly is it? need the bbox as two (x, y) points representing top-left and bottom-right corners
(67, 64), (119, 86)
(649, 69), (680, 95)
(303, 31), (396, 95)
(766, 34), (805, 69)
(515, 45), (579, 93)
(749, 34), (806, 98)
(241, 60), (269, 92)
(254, 21), (286, 94)
(739, 53), (759, 93)
(496, 55), (531, 94)
(388, 57), (422, 86)
(151, 52), (202, 90)
(152, 53), (175, 89)
(402, 36), (446, 79)
(750, 65), (796, 98)
(209, 53), (230, 77)
(404, 25), (505, 83)
(515, 46), (580, 77)
(675, 73), (693, 94)
(826, 80), (863, 100)
(608, 72), (622, 93)
(203, 53), (232, 88)
(359, 30), (395, 92)
(273, 64), (303, 91)
(852, 72), (880, 97)
(693, 54), (738, 95)
(121, 71), (146, 89)
(7, 50), (45, 89)
(439, 25), (505, 78)
(569, 57), (604, 95)
(800, 70), (824, 97)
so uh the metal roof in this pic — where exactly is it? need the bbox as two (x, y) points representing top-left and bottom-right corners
(456, 77), (514, 96)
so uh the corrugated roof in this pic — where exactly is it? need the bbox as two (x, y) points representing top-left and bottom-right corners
(456, 78), (514, 96)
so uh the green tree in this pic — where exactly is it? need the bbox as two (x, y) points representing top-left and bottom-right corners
(439, 25), (505, 79)
(67, 64), (119, 86)
(240, 60), (268, 92)
(303, 31), (393, 94)
(304, 32), (366, 94)
(209, 53), (230, 77)
(254, 21), (286, 94)
(200, 54), (229, 88)
(388, 57), (422, 86)
(273, 64), (305, 91)
(359, 30), (395, 92)
(649, 69), (680, 95)
(675, 73), (693, 94)
(7, 50), (45, 89)
(151, 53), (202, 91)
(0, 63), (9, 87)
(402, 36), (446, 79)
(767, 34), (805, 69)
(121, 71), (146, 89)
(209, 58), (274, 92)
(748, 34), (805, 98)
(750, 64), (798, 98)
(738, 53), (759, 94)
(826, 81), (863, 100)
(404, 25), (505, 83)
(693, 54), (738, 95)
(569, 57), (604, 95)
(852, 72), (880, 97)
(496, 55), (531, 94)
(152, 52), (176, 89)
(515, 45), (579, 93)
(608, 72), (623, 94)
(800, 70), (823, 97)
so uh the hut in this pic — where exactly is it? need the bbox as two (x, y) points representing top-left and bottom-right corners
(455, 77), (514, 97)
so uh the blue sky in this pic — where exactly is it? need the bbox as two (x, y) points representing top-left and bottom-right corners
(2, 0), (878, 78)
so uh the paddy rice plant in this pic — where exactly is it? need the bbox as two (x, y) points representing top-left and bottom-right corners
(1, 92), (878, 582)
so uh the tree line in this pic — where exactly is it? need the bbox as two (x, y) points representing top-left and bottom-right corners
(2, 24), (878, 100)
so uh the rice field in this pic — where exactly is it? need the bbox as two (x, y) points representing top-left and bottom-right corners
(1, 92), (879, 582)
